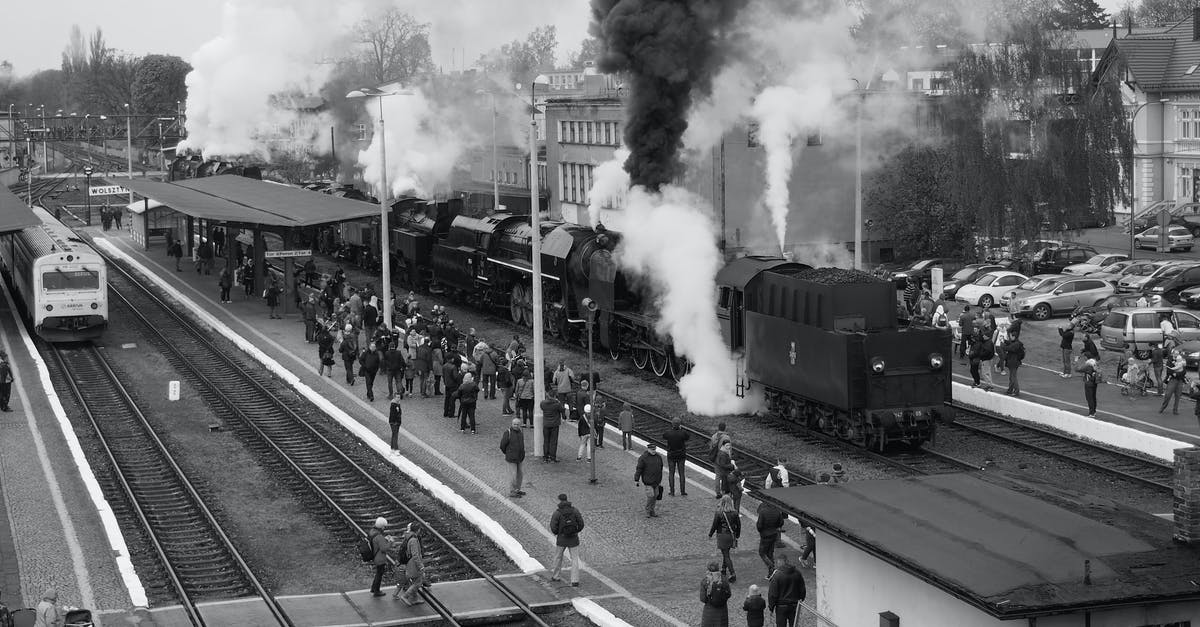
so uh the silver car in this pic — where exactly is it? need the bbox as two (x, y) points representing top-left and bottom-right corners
(1008, 277), (1118, 320)
(1116, 260), (1191, 293)
(1134, 225), (1195, 252)
(1000, 274), (1063, 310)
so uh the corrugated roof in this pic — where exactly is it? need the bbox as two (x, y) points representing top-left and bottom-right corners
(123, 176), (382, 227)
(769, 472), (1200, 618)
(1116, 16), (1200, 90)
(0, 187), (43, 233)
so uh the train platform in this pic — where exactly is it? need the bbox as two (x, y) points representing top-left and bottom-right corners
(0, 263), (136, 612)
(92, 229), (815, 625)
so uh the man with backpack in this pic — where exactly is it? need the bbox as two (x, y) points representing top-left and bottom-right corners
(708, 422), (730, 462)
(365, 517), (392, 597)
(1004, 332), (1026, 397)
(393, 523), (427, 606)
(549, 493), (584, 586)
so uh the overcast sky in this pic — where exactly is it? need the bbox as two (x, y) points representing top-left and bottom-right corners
(4, 0), (1131, 78)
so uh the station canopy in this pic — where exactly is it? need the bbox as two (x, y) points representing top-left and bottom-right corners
(122, 175), (383, 227)
(0, 187), (42, 233)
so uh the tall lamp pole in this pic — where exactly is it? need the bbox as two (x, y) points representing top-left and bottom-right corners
(6, 104), (13, 167)
(582, 298), (598, 484)
(1128, 98), (1170, 258)
(83, 166), (93, 224)
(521, 74), (550, 457)
(851, 78), (864, 270)
(125, 104), (133, 206)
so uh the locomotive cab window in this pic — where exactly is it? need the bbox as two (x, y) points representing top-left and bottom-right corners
(43, 268), (99, 291)
(718, 287), (731, 309)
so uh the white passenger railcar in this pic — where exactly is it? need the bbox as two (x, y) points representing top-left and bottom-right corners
(0, 205), (107, 341)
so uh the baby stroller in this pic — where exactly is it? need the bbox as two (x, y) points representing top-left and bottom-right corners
(1119, 360), (1152, 397)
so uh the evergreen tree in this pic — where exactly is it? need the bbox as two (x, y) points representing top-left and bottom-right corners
(1047, 0), (1110, 29)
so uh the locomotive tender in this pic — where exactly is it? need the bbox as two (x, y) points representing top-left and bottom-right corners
(0, 205), (108, 342)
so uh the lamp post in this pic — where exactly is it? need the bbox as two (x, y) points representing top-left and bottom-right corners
(347, 87), (412, 330)
(83, 166), (93, 225)
(1128, 98), (1170, 258)
(851, 78), (864, 270)
(582, 297), (598, 484)
(6, 104), (13, 167)
(518, 73), (550, 456)
(36, 105), (46, 172)
(125, 104), (133, 205)
(475, 90), (501, 213)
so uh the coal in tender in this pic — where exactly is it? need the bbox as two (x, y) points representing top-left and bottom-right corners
(795, 267), (882, 285)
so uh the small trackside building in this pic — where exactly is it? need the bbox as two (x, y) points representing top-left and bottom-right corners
(769, 465), (1200, 626)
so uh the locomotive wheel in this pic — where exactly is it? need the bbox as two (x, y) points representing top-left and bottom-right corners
(650, 349), (669, 377)
(632, 347), (650, 370)
(668, 350), (691, 381)
(509, 284), (526, 325)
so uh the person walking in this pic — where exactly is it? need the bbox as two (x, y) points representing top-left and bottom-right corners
(664, 418), (690, 495)
(169, 238), (184, 272)
(576, 403), (593, 462)
(715, 439), (737, 494)
(634, 442), (664, 518)
(1151, 342), (1166, 394)
(699, 561), (732, 627)
(240, 259), (255, 299)
(1081, 333), (1099, 361)
(33, 588), (63, 627)
(956, 305), (975, 359)
(541, 394), (562, 462)
(265, 278), (283, 319)
(743, 585), (767, 627)
(708, 494), (741, 582)
(1161, 350), (1187, 414)
(0, 351), (14, 412)
(392, 522), (426, 606)
(756, 500), (786, 579)
(368, 517), (392, 597)
(340, 326), (358, 386)
(455, 372), (480, 433)
(800, 526), (817, 567)
(618, 403), (635, 450)
(479, 347), (497, 399)
(553, 360), (575, 403)
(708, 422), (731, 462)
(388, 395), (403, 453)
(1058, 324), (1074, 378)
(967, 330), (984, 387)
(363, 296), (380, 342)
(500, 418), (526, 497)
(1188, 379), (1200, 429)
(549, 493), (584, 587)
(1004, 332), (1025, 397)
(359, 341), (381, 402)
(518, 371), (537, 428)
(317, 327), (335, 377)
(442, 354), (461, 417)
(767, 554), (806, 627)
(302, 294), (319, 342)
(218, 266), (234, 304)
(497, 360), (514, 415)
(416, 340), (433, 398)
(1076, 357), (1101, 418)
(976, 330), (995, 391)
(384, 341), (406, 400)
(764, 456), (789, 489)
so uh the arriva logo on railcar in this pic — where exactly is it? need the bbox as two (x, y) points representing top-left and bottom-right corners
(789, 342), (797, 365)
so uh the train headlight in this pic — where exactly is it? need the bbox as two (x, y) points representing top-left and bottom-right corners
(870, 357), (886, 374)
(90, 302), (98, 310)
(45, 304), (53, 311)
(66, 255), (73, 262)
(929, 353), (945, 370)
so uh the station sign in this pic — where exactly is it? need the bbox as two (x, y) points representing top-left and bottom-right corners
(89, 185), (129, 197)
(263, 249), (312, 258)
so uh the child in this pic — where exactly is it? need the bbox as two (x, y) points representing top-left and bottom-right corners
(742, 584), (766, 627)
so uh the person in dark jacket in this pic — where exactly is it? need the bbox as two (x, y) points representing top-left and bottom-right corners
(340, 328), (358, 385)
(169, 239), (184, 271)
(1081, 333), (1099, 361)
(743, 585), (766, 627)
(548, 494), (583, 586)
(388, 396), (403, 452)
(301, 293), (318, 341)
(219, 266), (234, 304)
(1058, 325), (1074, 377)
(1161, 350), (1187, 414)
(1076, 357), (1101, 418)
(384, 341), (406, 399)
(541, 395), (562, 462)
(1151, 342), (1166, 394)
(415, 341), (433, 397)
(634, 443), (665, 517)
(265, 278), (283, 319)
(576, 403), (593, 462)
(368, 517), (393, 596)
(455, 372), (480, 433)
(699, 561), (732, 627)
(768, 554), (806, 626)
(1004, 335), (1025, 397)
(618, 403), (634, 450)
(499, 418), (526, 497)
(359, 341), (381, 402)
(663, 417), (690, 495)
(756, 501), (786, 579)
(1188, 379), (1200, 428)
(715, 440), (736, 494)
(708, 494), (741, 582)
(442, 358), (461, 417)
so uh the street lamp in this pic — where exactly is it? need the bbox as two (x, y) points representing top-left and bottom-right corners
(346, 87), (413, 330)
(6, 104), (13, 168)
(850, 78), (865, 270)
(476, 89), (501, 213)
(83, 166), (94, 225)
(582, 297), (598, 484)
(125, 104), (133, 205)
(517, 73), (550, 457)
(1128, 98), (1170, 258)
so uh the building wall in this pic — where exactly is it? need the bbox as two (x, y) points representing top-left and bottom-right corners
(544, 100), (624, 223)
(1038, 602), (1200, 627)
(1166, 94), (1200, 205)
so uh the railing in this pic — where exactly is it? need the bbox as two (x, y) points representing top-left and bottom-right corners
(799, 601), (839, 627)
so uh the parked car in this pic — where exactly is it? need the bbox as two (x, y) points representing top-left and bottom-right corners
(954, 271), (1028, 309)
(1134, 225), (1195, 252)
(1007, 277), (1118, 320)
(1180, 285), (1200, 309)
(1085, 260), (1137, 281)
(1025, 245), (1099, 275)
(1116, 260), (1190, 293)
(1062, 253), (1129, 275)
(1143, 263), (1200, 304)
(1130, 201), (1200, 237)
(1100, 307), (1200, 357)
(890, 258), (966, 289)
(940, 264), (1006, 300)
(1001, 274), (1066, 310)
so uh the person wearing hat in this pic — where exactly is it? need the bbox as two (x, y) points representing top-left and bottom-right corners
(499, 418), (526, 497)
(548, 493), (584, 586)
(663, 416), (689, 495)
(368, 517), (393, 597)
(393, 522), (426, 605)
(698, 560), (731, 627)
(1076, 356), (1102, 418)
(340, 324), (359, 386)
(575, 403), (592, 462)
(388, 396), (403, 453)
(540, 389), (562, 462)
(0, 351), (13, 412)
(634, 442), (665, 518)
(455, 372), (480, 433)
(34, 587), (63, 627)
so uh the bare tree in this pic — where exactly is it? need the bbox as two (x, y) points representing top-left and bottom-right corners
(354, 8), (433, 85)
(476, 25), (558, 82)
(1129, 0), (1196, 26)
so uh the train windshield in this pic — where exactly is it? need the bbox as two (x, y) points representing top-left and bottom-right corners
(43, 268), (100, 291)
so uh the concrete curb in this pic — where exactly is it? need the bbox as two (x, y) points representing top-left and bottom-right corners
(572, 597), (637, 627)
(96, 238), (544, 573)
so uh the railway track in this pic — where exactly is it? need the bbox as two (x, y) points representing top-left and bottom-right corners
(947, 403), (1175, 493)
(45, 344), (290, 626)
(100, 250), (549, 626)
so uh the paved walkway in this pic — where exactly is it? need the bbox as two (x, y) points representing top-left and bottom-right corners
(98, 231), (811, 626)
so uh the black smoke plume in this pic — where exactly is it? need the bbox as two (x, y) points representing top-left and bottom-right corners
(590, 0), (748, 190)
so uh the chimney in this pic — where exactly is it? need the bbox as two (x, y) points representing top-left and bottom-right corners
(1173, 447), (1200, 544)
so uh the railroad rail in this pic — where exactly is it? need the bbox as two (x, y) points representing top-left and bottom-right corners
(947, 402), (1175, 493)
(45, 344), (291, 627)
(100, 251), (549, 627)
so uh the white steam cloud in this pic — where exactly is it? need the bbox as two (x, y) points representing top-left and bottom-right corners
(585, 147), (630, 228)
(357, 89), (475, 198)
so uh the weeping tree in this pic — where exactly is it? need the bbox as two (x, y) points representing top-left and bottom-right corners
(868, 18), (1131, 260)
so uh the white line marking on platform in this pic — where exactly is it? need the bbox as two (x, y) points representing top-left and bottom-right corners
(0, 287), (95, 609)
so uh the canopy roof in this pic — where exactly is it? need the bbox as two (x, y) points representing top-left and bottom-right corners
(0, 187), (42, 233)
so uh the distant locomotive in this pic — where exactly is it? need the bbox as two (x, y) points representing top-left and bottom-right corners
(717, 258), (950, 448)
(0, 205), (108, 342)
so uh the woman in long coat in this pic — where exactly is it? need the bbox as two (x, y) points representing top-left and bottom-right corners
(699, 560), (731, 627)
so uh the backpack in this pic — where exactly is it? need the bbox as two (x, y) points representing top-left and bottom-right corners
(708, 433), (728, 462)
(357, 533), (376, 563)
(396, 533), (418, 564)
(979, 339), (995, 361)
(559, 509), (581, 536)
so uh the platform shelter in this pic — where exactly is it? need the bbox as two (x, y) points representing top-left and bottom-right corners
(0, 187), (42, 233)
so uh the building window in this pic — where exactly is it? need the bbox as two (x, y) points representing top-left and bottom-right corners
(911, 77), (925, 90)
(570, 122), (577, 143)
(560, 163), (569, 200)
(806, 130), (822, 146)
(747, 122), (761, 147)
(1180, 109), (1200, 140)
(586, 122), (594, 144)
(559, 120), (567, 143)
(355, 123), (368, 141)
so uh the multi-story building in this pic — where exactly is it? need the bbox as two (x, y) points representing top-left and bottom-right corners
(543, 78), (625, 225)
